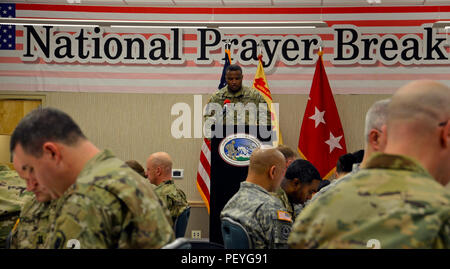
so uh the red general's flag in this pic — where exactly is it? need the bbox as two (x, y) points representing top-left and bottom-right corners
(196, 46), (232, 214)
(298, 51), (347, 179)
(252, 54), (283, 146)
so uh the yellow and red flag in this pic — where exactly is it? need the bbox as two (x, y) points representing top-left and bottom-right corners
(252, 54), (283, 146)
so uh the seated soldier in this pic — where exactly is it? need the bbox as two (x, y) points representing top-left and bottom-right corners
(146, 152), (189, 223)
(0, 164), (31, 248)
(221, 147), (292, 249)
(9, 178), (54, 249)
(288, 80), (450, 249)
(10, 107), (175, 249)
(275, 159), (322, 221)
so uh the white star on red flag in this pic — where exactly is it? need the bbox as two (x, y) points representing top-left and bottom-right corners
(309, 106), (326, 128)
(325, 132), (343, 153)
(298, 52), (347, 179)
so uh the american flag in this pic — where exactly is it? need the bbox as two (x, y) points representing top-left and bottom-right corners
(0, 4), (15, 50)
(196, 137), (211, 213)
(196, 47), (231, 213)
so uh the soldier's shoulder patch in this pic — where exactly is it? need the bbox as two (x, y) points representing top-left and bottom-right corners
(277, 210), (293, 222)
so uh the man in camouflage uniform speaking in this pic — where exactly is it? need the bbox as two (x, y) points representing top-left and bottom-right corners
(221, 147), (292, 249)
(146, 152), (189, 224)
(204, 64), (270, 127)
(10, 107), (175, 249)
(288, 80), (450, 249)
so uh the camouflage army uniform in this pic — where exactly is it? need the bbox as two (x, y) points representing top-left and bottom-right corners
(9, 197), (55, 249)
(305, 163), (361, 207)
(204, 85), (270, 126)
(43, 149), (175, 249)
(154, 180), (189, 223)
(0, 164), (10, 171)
(221, 182), (293, 249)
(0, 166), (32, 249)
(288, 153), (450, 249)
(272, 188), (303, 221)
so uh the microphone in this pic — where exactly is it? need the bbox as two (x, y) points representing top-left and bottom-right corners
(223, 99), (231, 124)
(223, 99), (231, 113)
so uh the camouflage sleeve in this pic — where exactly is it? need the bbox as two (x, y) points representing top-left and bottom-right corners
(288, 204), (320, 249)
(46, 190), (123, 249)
(270, 211), (292, 249)
(254, 206), (292, 249)
(118, 192), (175, 249)
(48, 186), (175, 249)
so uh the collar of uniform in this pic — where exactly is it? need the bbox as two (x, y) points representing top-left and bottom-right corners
(223, 85), (245, 98)
(161, 179), (174, 186)
(77, 149), (115, 179)
(241, 181), (271, 195)
(365, 153), (432, 178)
(155, 179), (174, 190)
(277, 187), (294, 212)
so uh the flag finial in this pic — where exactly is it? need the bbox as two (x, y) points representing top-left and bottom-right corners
(318, 46), (324, 57)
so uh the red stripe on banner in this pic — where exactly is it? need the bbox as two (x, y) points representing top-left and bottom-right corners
(3, 56), (450, 69)
(15, 4), (450, 15)
(1, 69), (448, 81)
(199, 153), (211, 176)
(326, 20), (438, 27)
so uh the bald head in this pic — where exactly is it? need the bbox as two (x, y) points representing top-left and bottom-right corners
(247, 147), (286, 192)
(385, 80), (450, 185)
(387, 80), (450, 135)
(146, 152), (173, 185)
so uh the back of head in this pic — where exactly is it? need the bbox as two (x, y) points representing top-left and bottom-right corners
(387, 80), (449, 135)
(147, 152), (173, 177)
(125, 160), (146, 178)
(386, 80), (450, 184)
(364, 99), (390, 144)
(276, 145), (297, 161)
(336, 153), (357, 174)
(247, 147), (286, 191)
(285, 159), (322, 184)
(352, 149), (364, 164)
(249, 147), (285, 175)
(317, 180), (331, 192)
(10, 107), (86, 157)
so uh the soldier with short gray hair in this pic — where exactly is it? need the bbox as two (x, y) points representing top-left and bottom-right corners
(288, 80), (450, 249)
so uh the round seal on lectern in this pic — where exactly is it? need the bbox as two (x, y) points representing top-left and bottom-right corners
(219, 133), (261, 167)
